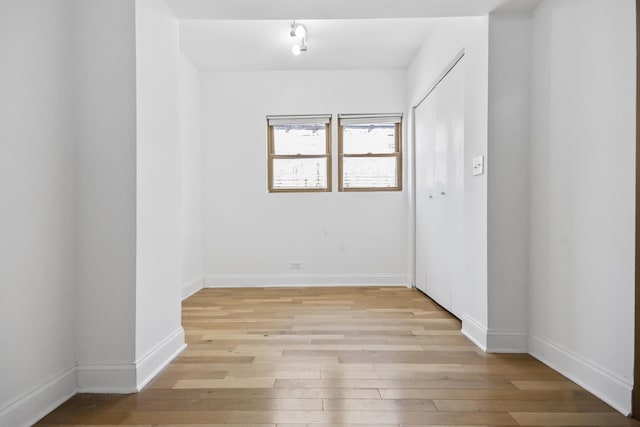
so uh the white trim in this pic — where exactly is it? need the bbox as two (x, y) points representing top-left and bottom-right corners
(76, 363), (137, 393)
(182, 275), (204, 300)
(528, 334), (632, 416)
(135, 327), (186, 391)
(204, 274), (408, 288)
(0, 366), (76, 427)
(267, 114), (331, 126)
(338, 113), (403, 125)
(460, 314), (488, 351)
(77, 327), (186, 393)
(461, 315), (528, 354)
(412, 49), (465, 109)
(486, 329), (528, 353)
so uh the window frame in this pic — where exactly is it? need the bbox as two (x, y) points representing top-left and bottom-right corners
(267, 115), (332, 193)
(338, 114), (403, 192)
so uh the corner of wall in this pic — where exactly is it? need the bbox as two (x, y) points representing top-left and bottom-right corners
(76, 327), (186, 394)
(462, 314), (528, 354)
(486, 330), (528, 353)
(0, 367), (76, 427)
(76, 364), (137, 394)
(461, 314), (488, 352)
(135, 327), (186, 391)
(182, 276), (204, 300)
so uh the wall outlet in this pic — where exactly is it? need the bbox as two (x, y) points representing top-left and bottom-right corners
(472, 155), (484, 176)
(290, 262), (302, 270)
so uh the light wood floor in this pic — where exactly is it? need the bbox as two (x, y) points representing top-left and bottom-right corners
(37, 286), (639, 426)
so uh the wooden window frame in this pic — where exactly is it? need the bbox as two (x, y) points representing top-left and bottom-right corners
(267, 116), (332, 193)
(338, 116), (403, 192)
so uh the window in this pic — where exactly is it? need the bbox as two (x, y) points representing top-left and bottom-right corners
(338, 114), (402, 191)
(267, 115), (332, 192)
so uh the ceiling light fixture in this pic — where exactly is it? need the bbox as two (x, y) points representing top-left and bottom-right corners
(289, 20), (306, 38)
(291, 39), (308, 56)
(289, 20), (308, 55)
(294, 23), (306, 38)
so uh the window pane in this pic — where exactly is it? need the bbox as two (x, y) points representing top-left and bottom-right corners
(343, 156), (397, 188)
(273, 157), (328, 189)
(342, 124), (395, 154)
(273, 125), (326, 155)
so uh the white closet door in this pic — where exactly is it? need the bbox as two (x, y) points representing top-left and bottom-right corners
(415, 89), (437, 297)
(414, 58), (464, 316)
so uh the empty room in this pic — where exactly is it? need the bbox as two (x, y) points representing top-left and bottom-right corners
(1, 0), (638, 426)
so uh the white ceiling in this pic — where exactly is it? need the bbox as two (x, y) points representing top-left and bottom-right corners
(180, 19), (436, 71)
(170, 0), (540, 72)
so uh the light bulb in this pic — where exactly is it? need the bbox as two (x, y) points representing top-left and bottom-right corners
(292, 44), (301, 55)
(294, 24), (306, 38)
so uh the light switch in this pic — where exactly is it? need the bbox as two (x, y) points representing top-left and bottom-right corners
(472, 155), (484, 176)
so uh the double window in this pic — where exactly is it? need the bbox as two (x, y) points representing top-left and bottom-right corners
(267, 114), (402, 193)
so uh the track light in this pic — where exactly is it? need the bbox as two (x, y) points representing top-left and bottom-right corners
(290, 21), (306, 38)
(289, 21), (308, 55)
(291, 40), (308, 56)
(294, 24), (306, 38)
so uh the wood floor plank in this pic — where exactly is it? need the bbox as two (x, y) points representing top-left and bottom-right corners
(124, 397), (323, 411)
(511, 380), (581, 390)
(275, 378), (517, 390)
(320, 370), (415, 379)
(115, 410), (519, 425)
(509, 412), (640, 426)
(276, 424), (397, 427)
(433, 398), (615, 412)
(35, 287), (638, 427)
(173, 378), (276, 389)
(323, 398), (437, 411)
(380, 388), (601, 400)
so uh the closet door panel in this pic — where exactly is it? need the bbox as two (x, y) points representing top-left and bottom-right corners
(443, 62), (465, 317)
(415, 89), (436, 295)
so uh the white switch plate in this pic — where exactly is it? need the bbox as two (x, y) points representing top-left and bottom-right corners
(472, 155), (484, 176)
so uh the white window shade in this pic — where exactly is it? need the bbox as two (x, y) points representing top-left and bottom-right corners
(338, 114), (402, 126)
(267, 114), (332, 126)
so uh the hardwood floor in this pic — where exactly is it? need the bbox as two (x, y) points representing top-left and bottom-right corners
(37, 287), (639, 426)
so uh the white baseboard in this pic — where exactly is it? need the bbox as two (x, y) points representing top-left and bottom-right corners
(182, 275), (204, 300)
(0, 331), (185, 425)
(486, 330), (528, 353)
(460, 314), (488, 351)
(204, 274), (408, 288)
(77, 327), (186, 393)
(528, 334), (632, 415)
(0, 366), (76, 427)
(76, 363), (137, 393)
(135, 327), (186, 391)
(460, 315), (527, 353)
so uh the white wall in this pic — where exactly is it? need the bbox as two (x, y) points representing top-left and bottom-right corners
(0, 1), (77, 424)
(135, 0), (186, 387)
(202, 70), (407, 287)
(74, 0), (138, 392)
(486, 12), (531, 351)
(528, 0), (636, 414)
(178, 52), (204, 299)
(1, 0), (198, 423)
(407, 18), (490, 344)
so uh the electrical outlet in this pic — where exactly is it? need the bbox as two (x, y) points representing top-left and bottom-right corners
(472, 155), (484, 176)
(290, 262), (302, 270)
